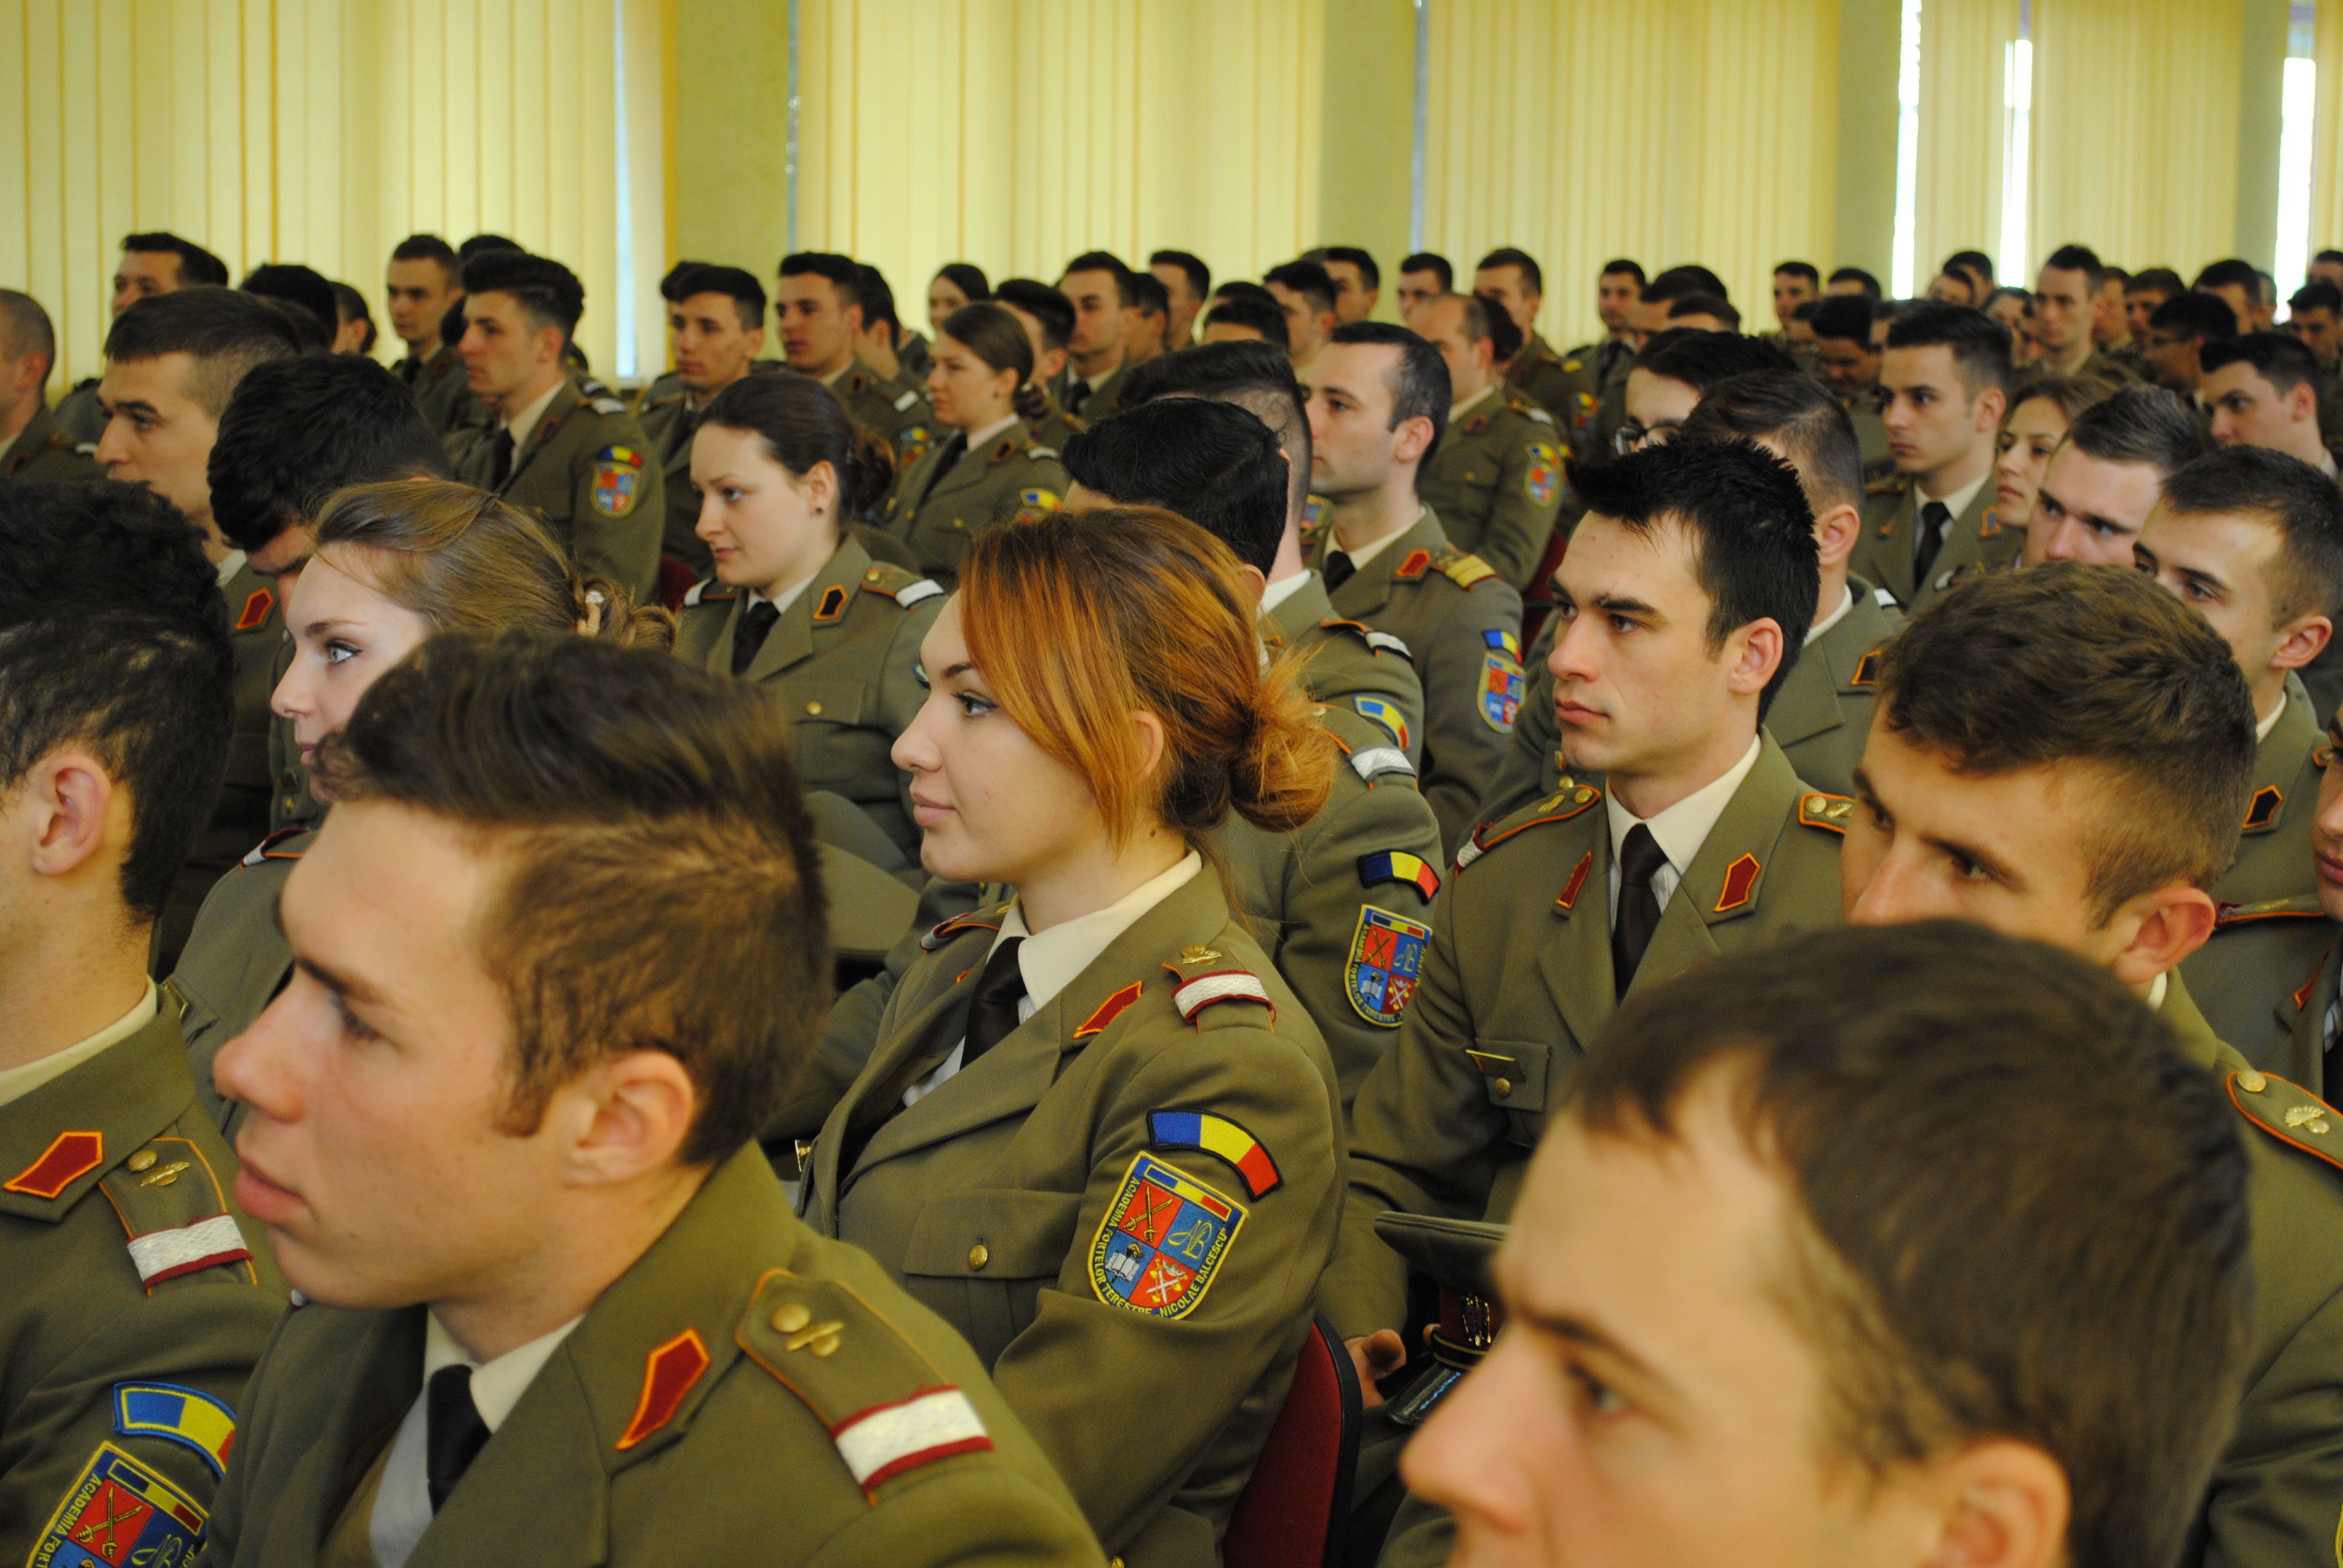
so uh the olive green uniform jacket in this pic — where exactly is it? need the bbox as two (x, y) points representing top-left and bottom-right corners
(1053, 361), (1131, 425)
(634, 382), (713, 577)
(1260, 572), (1427, 769)
(1849, 477), (2019, 612)
(1415, 388), (1565, 593)
(1, 403), (102, 481)
(1319, 736), (1846, 1339)
(1025, 391), (1084, 454)
(2278, 926), (2343, 1095)
(2161, 978), (2343, 1568)
(877, 420), (1066, 583)
(674, 541), (943, 859)
(173, 827), (312, 1137)
(2178, 676), (2336, 1065)
(201, 1143), (1104, 1568)
(828, 361), (939, 471)
(395, 344), (475, 437)
(444, 379), (664, 604)
(1310, 508), (1524, 860)
(1501, 334), (1593, 452)
(800, 871), (1344, 1568)
(1, 1007), (286, 1566)
(1552, 339), (1632, 465)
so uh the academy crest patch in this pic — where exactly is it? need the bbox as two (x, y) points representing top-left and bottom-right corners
(1354, 695), (1411, 751)
(1089, 1152), (1244, 1319)
(1013, 488), (1061, 524)
(28, 1443), (206, 1568)
(1571, 389), (1598, 434)
(1346, 904), (1430, 1027)
(591, 446), (644, 517)
(897, 425), (934, 464)
(1525, 441), (1562, 506)
(1480, 628), (1524, 732)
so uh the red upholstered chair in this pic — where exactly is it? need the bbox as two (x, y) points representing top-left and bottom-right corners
(1222, 1313), (1362, 1568)
(655, 553), (696, 613)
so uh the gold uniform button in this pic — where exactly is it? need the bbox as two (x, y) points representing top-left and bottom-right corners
(951, 517), (965, 529)
(127, 1149), (157, 1173)
(968, 1244), (990, 1270)
(864, 568), (884, 583)
(772, 1302), (811, 1334)
(805, 700), (824, 716)
(1492, 1078), (1513, 1099)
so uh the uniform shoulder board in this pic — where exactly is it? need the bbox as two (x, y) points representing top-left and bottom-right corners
(589, 396), (628, 415)
(1560, 357), (1583, 373)
(682, 579), (737, 609)
(738, 1269), (995, 1497)
(96, 1143), (258, 1289)
(1168, 967), (1276, 1027)
(1864, 473), (1909, 497)
(859, 564), (943, 608)
(1522, 404), (1556, 426)
(2214, 893), (2327, 929)
(1349, 746), (1417, 785)
(2227, 1069), (2343, 1177)
(893, 388), (922, 411)
(1317, 617), (1415, 662)
(1453, 779), (1602, 871)
(920, 909), (1006, 952)
(1797, 792), (1856, 834)
(46, 429), (79, 451)
(1023, 443), (1060, 462)
(240, 826), (310, 868)
(1433, 547), (1498, 591)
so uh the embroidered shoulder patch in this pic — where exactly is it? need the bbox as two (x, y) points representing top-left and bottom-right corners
(1169, 969), (1274, 1026)
(1798, 792), (1855, 834)
(1354, 695), (1411, 752)
(1349, 746), (1415, 785)
(1480, 628), (1524, 733)
(1358, 849), (1440, 902)
(1013, 488), (1061, 524)
(591, 446), (645, 517)
(1146, 1111), (1282, 1198)
(232, 589), (274, 632)
(896, 425), (934, 465)
(1346, 905), (1430, 1027)
(833, 1388), (991, 1491)
(1089, 1152), (1245, 1318)
(30, 1443), (207, 1568)
(126, 1214), (254, 1286)
(1525, 441), (1562, 506)
(113, 1383), (237, 1476)
(617, 1328), (712, 1450)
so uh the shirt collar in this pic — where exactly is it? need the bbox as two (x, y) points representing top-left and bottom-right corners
(1917, 469), (1990, 523)
(214, 549), (248, 590)
(1809, 583), (1855, 640)
(747, 572), (818, 619)
(1333, 506), (1426, 573)
(1258, 569), (1314, 616)
(424, 1310), (585, 1433)
(2257, 684), (2290, 743)
(964, 414), (1019, 452)
(502, 379), (566, 453)
(1447, 384), (1498, 423)
(1604, 737), (1764, 881)
(0, 981), (157, 1110)
(991, 851), (1204, 1014)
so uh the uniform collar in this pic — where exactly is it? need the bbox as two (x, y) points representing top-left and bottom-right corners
(1604, 737), (1763, 888)
(1257, 569), (1316, 620)
(1915, 469), (1990, 522)
(501, 377), (567, 452)
(1809, 583), (1856, 641)
(1448, 384), (1499, 423)
(1333, 505), (1432, 573)
(2258, 684), (2291, 745)
(215, 548), (249, 590)
(0, 981), (157, 1111)
(992, 852), (1203, 1015)
(964, 413), (1018, 451)
(423, 1310), (585, 1433)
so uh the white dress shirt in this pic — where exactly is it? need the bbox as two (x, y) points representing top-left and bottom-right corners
(0, 982), (156, 1109)
(1604, 737), (1764, 925)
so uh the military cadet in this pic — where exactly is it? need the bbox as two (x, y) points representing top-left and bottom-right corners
(799, 508), (1342, 1568)
(176, 477), (674, 1127)
(1615, 328), (1795, 455)
(1811, 294), (1892, 474)
(0, 482), (285, 1567)
(1766, 260), (1820, 338)
(1992, 375), (2111, 545)
(1848, 303), (2017, 612)
(2127, 450), (2342, 1059)
(926, 261), (990, 339)
(2143, 291), (2243, 403)
(1054, 252), (1140, 419)
(2204, 332), (2341, 479)
(1121, 270), (1172, 368)
(1403, 924), (2253, 1568)
(994, 278), (1087, 450)
(2288, 280), (2342, 391)
(1303, 245), (1381, 324)
(1843, 563), (2343, 1566)
(1148, 250), (1210, 348)
(2198, 258), (2268, 334)
(1061, 398), (1444, 1103)
(1393, 252), (1451, 324)
(1568, 258), (1643, 374)
(1263, 258), (1340, 376)
(1198, 292), (1290, 351)
(0, 290), (100, 481)
(2285, 714), (2343, 1091)
(2034, 244), (2141, 384)
(1624, 266), (1731, 348)
(1324, 443), (1841, 1541)
(1305, 323), (1524, 856)
(2030, 384), (2205, 567)
(776, 252), (936, 466)
(877, 303), (1065, 583)
(1411, 292), (1565, 590)
(92, 290), (304, 969)
(1121, 339), (1426, 757)
(382, 241), (469, 425)
(442, 249), (663, 604)
(680, 373), (939, 859)
(635, 263), (771, 577)
(1470, 247), (1589, 437)
(329, 281), (377, 356)
(51, 232), (231, 445)
(203, 632), (1103, 1568)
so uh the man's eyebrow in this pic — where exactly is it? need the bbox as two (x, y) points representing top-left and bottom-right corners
(2173, 564), (2229, 596)
(1592, 592), (1661, 618)
(106, 397), (158, 418)
(1923, 826), (2022, 886)
(274, 898), (389, 1008)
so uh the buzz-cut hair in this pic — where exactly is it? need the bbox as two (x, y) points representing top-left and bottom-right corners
(1062, 251), (1140, 309)
(120, 232), (229, 288)
(390, 234), (460, 274)
(1774, 261), (1821, 286)
(2064, 385), (2205, 479)
(1309, 246), (1381, 290)
(1263, 260), (1338, 319)
(1401, 252), (1455, 291)
(2043, 244), (2108, 293)
(2150, 292), (2244, 344)
(777, 252), (865, 314)
(664, 263), (767, 332)
(102, 288), (304, 419)
(2200, 331), (2324, 400)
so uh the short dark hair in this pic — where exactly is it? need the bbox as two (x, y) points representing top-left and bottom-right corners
(103, 288), (304, 418)
(1327, 320), (1451, 465)
(1882, 301), (2014, 399)
(1460, 292), (1524, 364)
(0, 482), (235, 926)
(0, 290), (57, 370)
(994, 278), (1076, 351)
(1942, 249), (1994, 285)
(1062, 251), (1139, 308)
(2290, 281), (2343, 317)
(390, 234), (459, 274)
(665, 263), (767, 331)
(1199, 294), (1290, 350)
(328, 282), (377, 354)
(1679, 371), (1865, 517)
(1876, 563), (2253, 909)
(2128, 266), (2184, 298)
(1123, 341), (1311, 529)
(121, 232), (229, 288)
(1474, 247), (1544, 296)
(460, 250), (585, 340)
(459, 234), (523, 260)
(1064, 399), (1286, 575)
(2064, 384), (2205, 478)
(240, 263), (340, 342)
(2043, 244), (2107, 293)
(1634, 329), (1797, 392)
(776, 252), (864, 315)
(2161, 446), (2343, 622)
(2201, 331), (2324, 399)
(2319, 249), (2343, 267)
(1148, 250), (1210, 300)
(2150, 292), (2244, 343)
(1827, 266), (1882, 299)
(1575, 919), (2252, 1568)
(1666, 293), (1741, 330)
(209, 356), (453, 554)
(1127, 270), (1170, 320)
(313, 631), (829, 1166)
(1772, 261), (1821, 287)
(1642, 265), (1731, 305)
(1400, 252), (1454, 291)
(2194, 258), (2261, 298)
(936, 261), (991, 303)
(1263, 260), (1338, 319)
(1567, 440), (1820, 717)
(1214, 279), (1277, 304)
(1311, 246), (1380, 290)
(1599, 258), (1648, 286)
(855, 263), (902, 333)
(1810, 296), (1875, 346)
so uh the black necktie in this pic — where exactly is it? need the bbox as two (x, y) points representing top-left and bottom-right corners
(962, 938), (1027, 1067)
(914, 433), (969, 512)
(425, 1364), (490, 1513)
(1064, 379), (1090, 416)
(731, 600), (781, 676)
(1323, 552), (1356, 593)
(488, 427), (516, 489)
(1611, 824), (1668, 998)
(1913, 500), (1951, 587)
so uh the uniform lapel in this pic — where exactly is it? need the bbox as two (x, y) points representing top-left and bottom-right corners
(1533, 818), (1620, 1051)
(697, 596), (746, 677)
(1632, 737), (1800, 987)
(1918, 483), (1996, 593)
(927, 421), (1027, 506)
(1870, 489), (1918, 606)
(271, 1309), (429, 1561)
(1263, 573), (1338, 647)
(1325, 510), (1437, 622)
(2250, 674), (2321, 837)
(503, 381), (583, 492)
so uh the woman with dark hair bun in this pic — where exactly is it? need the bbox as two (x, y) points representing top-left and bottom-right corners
(680, 371), (944, 857)
(876, 301), (1069, 581)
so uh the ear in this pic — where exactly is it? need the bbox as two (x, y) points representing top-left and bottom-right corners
(2271, 612), (2333, 674)
(1129, 707), (1168, 782)
(19, 752), (122, 882)
(537, 326), (565, 366)
(2292, 379), (2321, 425)
(1812, 502), (1863, 572)
(744, 324), (767, 357)
(1039, 347), (1068, 383)
(555, 1049), (699, 1187)
(1916, 1438), (2069, 1568)
(1473, 339), (1496, 376)
(1973, 386), (2008, 433)
(1723, 617), (1786, 700)
(2105, 883), (2219, 983)
(1234, 562), (1268, 612)
(802, 459), (841, 517)
(1392, 413), (1437, 466)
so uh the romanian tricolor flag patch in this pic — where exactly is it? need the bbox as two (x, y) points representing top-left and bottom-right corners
(113, 1383), (237, 1476)
(1146, 1109), (1282, 1198)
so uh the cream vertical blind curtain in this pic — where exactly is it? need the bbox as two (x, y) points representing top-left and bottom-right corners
(1910, 0), (2020, 286)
